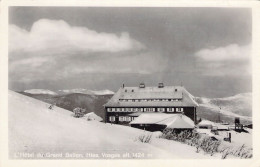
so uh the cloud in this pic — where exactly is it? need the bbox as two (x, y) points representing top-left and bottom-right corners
(9, 19), (144, 53)
(195, 44), (250, 62)
(8, 19), (167, 84)
(194, 44), (251, 76)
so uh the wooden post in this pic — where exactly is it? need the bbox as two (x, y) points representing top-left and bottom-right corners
(104, 107), (107, 123)
(229, 132), (231, 143)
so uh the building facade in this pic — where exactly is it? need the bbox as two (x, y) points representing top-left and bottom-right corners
(104, 83), (199, 125)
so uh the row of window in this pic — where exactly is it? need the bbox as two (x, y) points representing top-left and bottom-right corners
(119, 99), (181, 102)
(109, 116), (136, 122)
(107, 107), (184, 112)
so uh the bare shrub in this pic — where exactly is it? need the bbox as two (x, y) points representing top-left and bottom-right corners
(221, 149), (230, 159)
(162, 129), (220, 156)
(138, 133), (152, 143)
(229, 144), (253, 158)
(161, 129), (252, 159)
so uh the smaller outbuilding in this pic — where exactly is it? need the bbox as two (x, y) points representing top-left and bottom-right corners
(197, 120), (229, 131)
(197, 120), (216, 129)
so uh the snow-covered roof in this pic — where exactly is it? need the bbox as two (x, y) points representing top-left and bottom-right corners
(197, 120), (216, 126)
(104, 85), (198, 107)
(83, 112), (103, 122)
(197, 120), (229, 130)
(160, 115), (195, 129)
(130, 113), (195, 129)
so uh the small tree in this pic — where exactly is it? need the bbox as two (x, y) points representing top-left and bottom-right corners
(73, 107), (85, 118)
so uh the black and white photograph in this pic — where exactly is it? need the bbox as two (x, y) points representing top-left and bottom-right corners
(2, 3), (258, 162)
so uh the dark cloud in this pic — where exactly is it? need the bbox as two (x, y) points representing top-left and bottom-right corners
(9, 7), (252, 97)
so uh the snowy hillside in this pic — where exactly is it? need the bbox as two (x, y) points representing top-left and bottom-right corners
(24, 89), (58, 95)
(58, 88), (114, 95)
(195, 93), (252, 123)
(9, 90), (218, 159)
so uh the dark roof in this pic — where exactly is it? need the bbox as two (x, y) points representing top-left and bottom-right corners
(104, 86), (198, 107)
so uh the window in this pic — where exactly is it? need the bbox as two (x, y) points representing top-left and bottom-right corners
(158, 108), (165, 112)
(111, 108), (115, 112)
(119, 116), (131, 122)
(107, 108), (111, 112)
(126, 117), (131, 122)
(119, 116), (124, 122)
(109, 116), (115, 122)
(167, 108), (174, 112)
(144, 108), (155, 112)
(176, 108), (183, 112)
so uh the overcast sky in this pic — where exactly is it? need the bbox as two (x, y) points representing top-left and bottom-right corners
(8, 7), (252, 98)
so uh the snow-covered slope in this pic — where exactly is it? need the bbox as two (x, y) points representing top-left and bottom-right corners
(24, 89), (58, 95)
(195, 93), (252, 122)
(9, 90), (216, 159)
(58, 88), (114, 95)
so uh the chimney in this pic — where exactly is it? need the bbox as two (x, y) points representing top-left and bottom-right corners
(139, 82), (145, 88)
(175, 88), (178, 92)
(122, 83), (125, 88)
(158, 83), (164, 88)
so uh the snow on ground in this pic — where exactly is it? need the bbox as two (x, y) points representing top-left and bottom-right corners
(199, 102), (251, 121)
(24, 89), (58, 95)
(218, 129), (252, 148)
(9, 90), (217, 159)
(196, 93), (252, 121)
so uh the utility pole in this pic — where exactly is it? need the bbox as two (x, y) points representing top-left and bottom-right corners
(218, 106), (221, 123)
